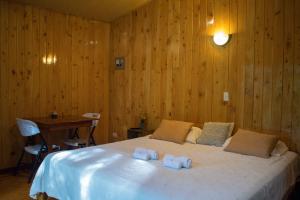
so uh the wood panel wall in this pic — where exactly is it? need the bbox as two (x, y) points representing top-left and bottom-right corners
(0, 1), (110, 169)
(110, 0), (300, 151)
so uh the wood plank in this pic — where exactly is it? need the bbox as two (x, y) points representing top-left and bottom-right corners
(270, 0), (284, 131)
(203, 0), (214, 123)
(168, 0), (181, 120)
(7, 2), (20, 167)
(227, 0), (238, 126)
(190, 0), (201, 123)
(23, 5), (33, 119)
(70, 16), (80, 116)
(164, 0), (180, 120)
(292, 0), (300, 152)
(262, 0), (274, 130)
(243, 0), (255, 128)
(252, 0), (264, 129)
(31, 6), (40, 118)
(148, 0), (161, 129)
(281, 0), (294, 134)
(0, 0), (9, 167)
(157, 0), (169, 123)
(181, 0), (193, 122)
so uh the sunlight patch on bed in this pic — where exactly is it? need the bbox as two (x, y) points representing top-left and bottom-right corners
(109, 159), (157, 199)
(80, 154), (123, 199)
(68, 148), (105, 162)
(51, 151), (73, 165)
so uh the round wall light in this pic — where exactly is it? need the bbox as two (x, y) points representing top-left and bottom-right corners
(213, 31), (231, 46)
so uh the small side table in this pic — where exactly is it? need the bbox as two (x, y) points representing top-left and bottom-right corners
(127, 128), (153, 139)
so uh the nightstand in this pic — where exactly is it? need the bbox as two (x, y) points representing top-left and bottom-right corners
(127, 128), (153, 139)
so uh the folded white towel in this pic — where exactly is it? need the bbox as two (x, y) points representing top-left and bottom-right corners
(176, 156), (192, 169)
(132, 151), (151, 161)
(134, 148), (159, 160)
(163, 154), (183, 169)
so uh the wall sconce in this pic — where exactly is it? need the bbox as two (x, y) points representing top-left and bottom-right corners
(42, 54), (57, 65)
(213, 31), (231, 46)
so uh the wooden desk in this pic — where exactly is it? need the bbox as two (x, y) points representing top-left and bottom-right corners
(30, 116), (93, 132)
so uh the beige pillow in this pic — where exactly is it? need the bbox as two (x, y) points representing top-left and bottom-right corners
(151, 120), (193, 144)
(224, 129), (279, 158)
(196, 122), (232, 147)
(185, 127), (202, 144)
(209, 122), (234, 136)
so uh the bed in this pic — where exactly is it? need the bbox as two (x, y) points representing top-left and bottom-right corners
(30, 136), (299, 200)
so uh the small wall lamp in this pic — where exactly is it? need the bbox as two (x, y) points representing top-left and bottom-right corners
(42, 54), (57, 65)
(213, 31), (231, 46)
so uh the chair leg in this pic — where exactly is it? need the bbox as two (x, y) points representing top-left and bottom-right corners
(28, 152), (41, 183)
(14, 149), (25, 175)
(89, 136), (96, 146)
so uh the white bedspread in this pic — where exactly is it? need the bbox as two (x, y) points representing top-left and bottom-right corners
(30, 137), (299, 200)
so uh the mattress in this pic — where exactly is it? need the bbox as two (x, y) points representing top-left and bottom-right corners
(30, 136), (299, 200)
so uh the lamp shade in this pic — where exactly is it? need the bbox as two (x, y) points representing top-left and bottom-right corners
(213, 31), (230, 46)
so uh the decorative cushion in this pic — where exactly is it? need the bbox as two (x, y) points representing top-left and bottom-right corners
(151, 120), (194, 144)
(196, 122), (232, 147)
(222, 137), (232, 148)
(271, 140), (289, 156)
(224, 129), (279, 158)
(185, 127), (202, 144)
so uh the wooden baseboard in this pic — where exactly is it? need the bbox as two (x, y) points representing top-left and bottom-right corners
(0, 167), (15, 174)
(0, 164), (31, 174)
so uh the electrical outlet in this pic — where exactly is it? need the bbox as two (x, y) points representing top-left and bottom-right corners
(223, 92), (229, 102)
(112, 132), (118, 138)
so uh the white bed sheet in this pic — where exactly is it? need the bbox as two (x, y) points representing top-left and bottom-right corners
(30, 136), (299, 200)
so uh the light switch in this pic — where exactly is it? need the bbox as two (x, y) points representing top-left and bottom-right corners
(223, 92), (229, 102)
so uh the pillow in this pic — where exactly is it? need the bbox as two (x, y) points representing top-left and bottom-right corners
(185, 127), (202, 144)
(150, 120), (194, 144)
(211, 122), (235, 136)
(271, 140), (289, 156)
(222, 137), (232, 148)
(196, 122), (232, 147)
(224, 129), (279, 158)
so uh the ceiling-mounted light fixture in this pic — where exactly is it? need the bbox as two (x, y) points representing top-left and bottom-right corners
(213, 31), (231, 46)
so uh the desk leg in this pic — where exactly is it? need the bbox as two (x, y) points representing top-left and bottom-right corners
(68, 129), (73, 139)
(68, 128), (79, 139)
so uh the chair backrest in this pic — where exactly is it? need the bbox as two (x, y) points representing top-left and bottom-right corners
(82, 113), (101, 127)
(16, 118), (40, 137)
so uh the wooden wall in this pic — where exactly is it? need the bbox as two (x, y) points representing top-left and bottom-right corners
(110, 0), (300, 151)
(0, 1), (110, 169)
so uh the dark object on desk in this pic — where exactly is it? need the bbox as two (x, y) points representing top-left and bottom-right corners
(50, 112), (58, 119)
